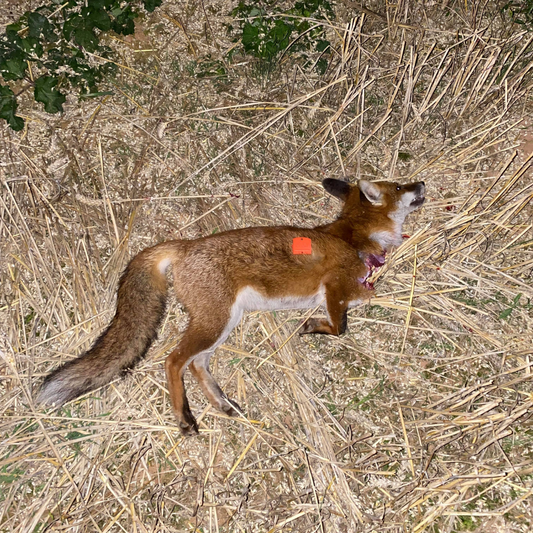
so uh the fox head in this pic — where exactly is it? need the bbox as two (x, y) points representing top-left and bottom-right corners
(323, 178), (425, 212)
(322, 178), (425, 249)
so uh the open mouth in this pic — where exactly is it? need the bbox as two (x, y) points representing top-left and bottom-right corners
(410, 195), (425, 208)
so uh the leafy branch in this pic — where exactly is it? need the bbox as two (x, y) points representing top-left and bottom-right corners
(228, 0), (335, 76)
(0, 0), (162, 131)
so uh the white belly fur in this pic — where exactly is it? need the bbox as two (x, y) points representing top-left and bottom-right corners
(235, 285), (327, 312)
(198, 286), (325, 356)
(232, 285), (362, 317)
(191, 285), (362, 365)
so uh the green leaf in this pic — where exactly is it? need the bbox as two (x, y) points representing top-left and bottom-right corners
(112, 6), (136, 35)
(5, 21), (23, 34)
(252, 7), (264, 17)
(5, 23), (24, 47)
(65, 430), (89, 440)
(0, 85), (24, 131)
(499, 293), (523, 319)
(316, 39), (330, 52)
(34, 76), (66, 113)
(0, 472), (22, 483)
(316, 57), (327, 75)
(88, 0), (114, 8)
(20, 36), (44, 57)
(1, 55), (27, 81)
(85, 7), (111, 31)
(79, 90), (114, 98)
(27, 12), (47, 38)
(63, 14), (82, 41)
(143, 0), (163, 12)
(499, 307), (513, 320)
(74, 27), (99, 52)
(398, 151), (412, 162)
(272, 20), (292, 45)
(242, 23), (259, 53)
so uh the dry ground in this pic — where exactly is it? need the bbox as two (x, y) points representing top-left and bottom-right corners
(1, 1), (533, 532)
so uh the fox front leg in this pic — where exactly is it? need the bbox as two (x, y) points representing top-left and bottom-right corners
(300, 311), (348, 336)
(300, 283), (349, 336)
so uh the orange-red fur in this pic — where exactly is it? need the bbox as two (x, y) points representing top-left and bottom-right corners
(39, 179), (425, 434)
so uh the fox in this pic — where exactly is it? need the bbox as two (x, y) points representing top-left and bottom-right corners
(38, 178), (425, 435)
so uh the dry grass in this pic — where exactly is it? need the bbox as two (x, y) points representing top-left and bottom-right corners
(1, 1), (533, 532)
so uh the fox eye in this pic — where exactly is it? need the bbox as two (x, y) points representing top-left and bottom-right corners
(396, 185), (402, 191)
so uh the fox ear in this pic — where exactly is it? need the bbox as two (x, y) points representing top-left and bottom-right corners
(358, 180), (383, 205)
(322, 179), (352, 201)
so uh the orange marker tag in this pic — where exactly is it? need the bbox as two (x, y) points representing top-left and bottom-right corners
(292, 237), (312, 255)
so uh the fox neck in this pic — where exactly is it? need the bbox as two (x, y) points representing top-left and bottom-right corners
(318, 205), (403, 254)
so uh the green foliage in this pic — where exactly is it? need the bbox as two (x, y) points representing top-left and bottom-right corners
(503, 1), (533, 29)
(228, 0), (335, 75)
(187, 55), (229, 91)
(0, 465), (24, 484)
(456, 514), (477, 531)
(34, 75), (66, 113)
(0, 85), (23, 130)
(345, 376), (386, 411)
(397, 151), (413, 161)
(499, 292), (523, 320)
(0, 0), (162, 130)
(451, 290), (533, 321)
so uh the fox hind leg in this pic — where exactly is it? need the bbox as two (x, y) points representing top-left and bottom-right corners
(165, 309), (242, 435)
(165, 338), (203, 435)
(165, 322), (224, 435)
(190, 352), (242, 418)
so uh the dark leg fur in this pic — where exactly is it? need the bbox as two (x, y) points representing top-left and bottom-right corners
(300, 284), (349, 336)
(189, 358), (241, 417)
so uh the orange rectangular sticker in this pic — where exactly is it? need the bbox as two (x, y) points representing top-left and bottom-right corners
(292, 237), (312, 255)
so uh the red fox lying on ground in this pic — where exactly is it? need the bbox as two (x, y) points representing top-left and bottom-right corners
(39, 178), (425, 435)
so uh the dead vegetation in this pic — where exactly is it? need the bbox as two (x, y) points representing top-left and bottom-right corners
(1, 1), (533, 532)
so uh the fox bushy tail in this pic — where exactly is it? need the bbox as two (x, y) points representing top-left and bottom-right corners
(39, 248), (169, 405)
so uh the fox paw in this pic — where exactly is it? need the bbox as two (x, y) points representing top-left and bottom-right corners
(220, 397), (242, 418)
(300, 318), (320, 335)
(178, 421), (199, 436)
(300, 318), (340, 335)
(177, 410), (199, 436)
